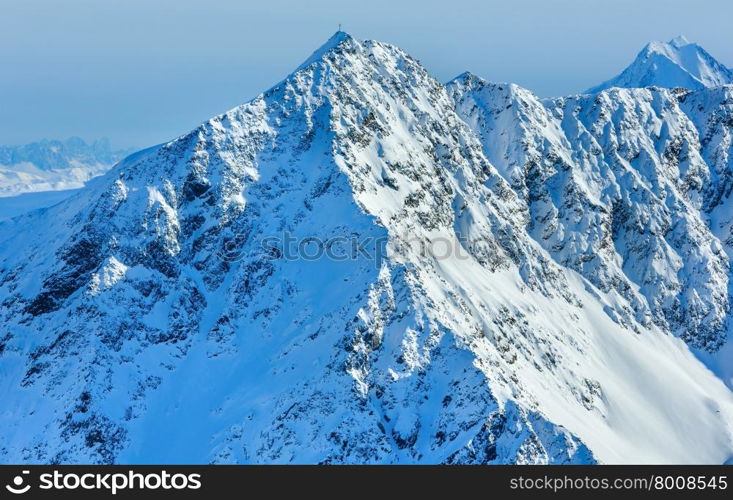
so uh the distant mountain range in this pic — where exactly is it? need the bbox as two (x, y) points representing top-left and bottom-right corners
(0, 137), (133, 198)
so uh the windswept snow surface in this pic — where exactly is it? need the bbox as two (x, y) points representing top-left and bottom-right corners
(0, 33), (732, 464)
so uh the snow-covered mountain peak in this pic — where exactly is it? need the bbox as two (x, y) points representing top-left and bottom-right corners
(587, 36), (733, 93)
(449, 71), (483, 86)
(294, 30), (356, 72)
(1, 33), (732, 465)
(669, 34), (691, 48)
(448, 72), (526, 97)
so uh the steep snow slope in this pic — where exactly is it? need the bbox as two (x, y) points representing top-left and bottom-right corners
(1, 33), (732, 465)
(587, 36), (733, 93)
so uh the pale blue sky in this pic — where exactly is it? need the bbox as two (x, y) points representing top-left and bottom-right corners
(2, 0), (731, 149)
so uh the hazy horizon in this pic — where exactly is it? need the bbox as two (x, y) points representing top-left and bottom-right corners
(2, 0), (732, 150)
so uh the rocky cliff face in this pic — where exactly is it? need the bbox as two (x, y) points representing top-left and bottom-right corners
(0, 33), (731, 464)
(448, 74), (731, 352)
